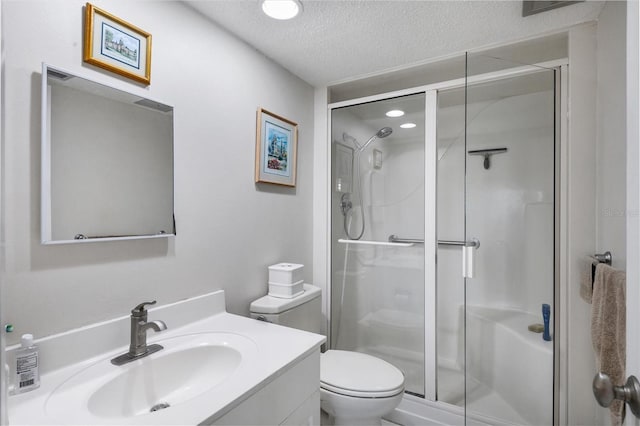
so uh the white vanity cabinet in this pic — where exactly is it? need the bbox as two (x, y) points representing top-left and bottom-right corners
(6, 290), (325, 425)
(211, 351), (320, 425)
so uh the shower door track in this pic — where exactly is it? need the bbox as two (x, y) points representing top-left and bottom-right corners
(328, 59), (567, 110)
(326, 58), (569, 426)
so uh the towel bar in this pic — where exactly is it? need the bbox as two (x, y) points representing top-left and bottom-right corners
(591, 251), (613, 288)
(591, 251), (612, 266)
(388, 235), (424, 244)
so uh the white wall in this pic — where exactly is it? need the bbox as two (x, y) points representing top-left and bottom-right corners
(0, 0), (7, 422)
(561, 6), (629, 424)
(312, 87), (329, 337)
(466, 89), (555, 314)
(1, 0), (314, 345)
(596, 1), (627, 271)
(566, 23), (599, 426)
(625, 1), (640, 424)
(594, 6), (626, 423)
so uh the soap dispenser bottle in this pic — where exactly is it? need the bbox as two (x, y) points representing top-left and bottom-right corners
(13, 334), (40, 394)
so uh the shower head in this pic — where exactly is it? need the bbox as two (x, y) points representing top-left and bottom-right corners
(376, 127), (393, 139)
(358, 127), (393, 152)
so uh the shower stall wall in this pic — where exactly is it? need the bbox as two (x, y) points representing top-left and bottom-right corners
(436, 70), (555, 425)
(329, 56), (557, 425)
(331, 93), (426, 397)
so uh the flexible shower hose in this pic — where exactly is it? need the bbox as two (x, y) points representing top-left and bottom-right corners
(343, 150), (366, 240)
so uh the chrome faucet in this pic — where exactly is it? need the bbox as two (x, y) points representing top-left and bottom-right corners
(111, 301), (167, 366)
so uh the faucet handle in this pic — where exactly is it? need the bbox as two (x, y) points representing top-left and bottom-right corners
(132, 300), (157, 315)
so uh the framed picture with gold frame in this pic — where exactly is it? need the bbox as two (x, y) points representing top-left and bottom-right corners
(255, 108), (298, 187)
(83, 3), (152, 85)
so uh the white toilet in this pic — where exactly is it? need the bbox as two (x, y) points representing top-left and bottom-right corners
(250, 284), (405, 425)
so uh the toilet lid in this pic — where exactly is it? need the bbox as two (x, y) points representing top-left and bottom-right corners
(320, 350), (405, 398)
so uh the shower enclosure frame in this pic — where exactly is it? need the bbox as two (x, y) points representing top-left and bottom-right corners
(325, 58), (568, 425)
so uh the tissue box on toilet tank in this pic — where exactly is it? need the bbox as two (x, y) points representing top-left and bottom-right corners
(268, 280), (304, 298)
(268, 263), (304, 284)
(268, 263), (304, 298)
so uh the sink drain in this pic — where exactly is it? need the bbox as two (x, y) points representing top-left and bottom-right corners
(150, 402), (170, 412)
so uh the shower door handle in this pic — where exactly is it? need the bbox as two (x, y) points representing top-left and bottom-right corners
(436, 238), (480, 278)
(437, 239), (480, 248)
(462, 238), (480, 279)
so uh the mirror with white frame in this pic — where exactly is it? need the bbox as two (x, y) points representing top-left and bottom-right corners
(41, 63), (175, 244)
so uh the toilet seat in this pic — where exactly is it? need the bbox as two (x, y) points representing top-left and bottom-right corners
(320, 350), (405, 398)
(321, 381), (404, 398)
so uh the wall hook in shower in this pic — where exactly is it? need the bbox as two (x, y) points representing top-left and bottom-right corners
(468, 148), (508, 170)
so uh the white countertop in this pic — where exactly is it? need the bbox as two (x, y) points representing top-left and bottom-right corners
(7, 290), (326, 425)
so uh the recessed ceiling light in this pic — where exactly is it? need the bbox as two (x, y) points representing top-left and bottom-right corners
(261, 0), (302, 20)
(385, 110), (405, 117)
(400, 123), (417, 129)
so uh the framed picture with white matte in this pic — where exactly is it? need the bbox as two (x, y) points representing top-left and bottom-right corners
(84, 3), (152, 85)
(255, 108), (298, 187)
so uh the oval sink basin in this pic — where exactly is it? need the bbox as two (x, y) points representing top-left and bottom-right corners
(45, 333), (257, 420)
(88, 345), (240, 417)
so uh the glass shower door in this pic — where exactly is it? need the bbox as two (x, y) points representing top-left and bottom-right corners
(330, 93), (426, 397)
(463, 54), (556, 425)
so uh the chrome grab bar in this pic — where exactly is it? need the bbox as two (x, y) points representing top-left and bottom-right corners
(438, 239), (480, 248)
(437, 240), (465, 246)
(338, 238), (413, 247)
(388, 235), (480, 249)
(388, 235), (424, 244)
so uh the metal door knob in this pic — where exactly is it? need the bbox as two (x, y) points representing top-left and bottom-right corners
(593, 372), (640, 418)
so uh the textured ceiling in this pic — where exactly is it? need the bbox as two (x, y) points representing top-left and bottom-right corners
(186, 0), (605, 87)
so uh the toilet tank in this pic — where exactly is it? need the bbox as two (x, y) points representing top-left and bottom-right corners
(249, 284), (322, 334)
